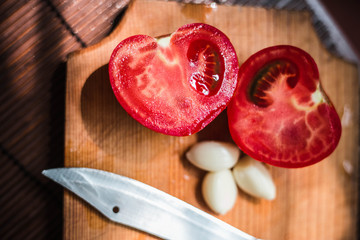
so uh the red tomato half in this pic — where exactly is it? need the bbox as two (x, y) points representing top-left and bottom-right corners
(228, 45), (341, 168)
(109, 23), (239, 136)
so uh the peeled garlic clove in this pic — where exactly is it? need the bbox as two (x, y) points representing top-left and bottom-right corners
(202, 169), (238, 214)
(232, 155), (276, 200)
(186, 141), (240, 171)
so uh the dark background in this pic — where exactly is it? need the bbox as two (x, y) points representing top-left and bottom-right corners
(1, 0), (359, 239)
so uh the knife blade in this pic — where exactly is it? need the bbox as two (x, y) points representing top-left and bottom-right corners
(42, 168), (260, 240)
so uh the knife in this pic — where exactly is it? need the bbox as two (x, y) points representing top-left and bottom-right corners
(42, 168), (260, 240)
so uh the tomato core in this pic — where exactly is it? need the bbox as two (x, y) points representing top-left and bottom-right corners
(248, 60), (299, 107)
(187, 40), (224, 96)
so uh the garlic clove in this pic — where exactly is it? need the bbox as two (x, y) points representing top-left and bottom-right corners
(232, 155), (276, 200)
(202, 169), (238, 214)
(186, 141), (240, 171)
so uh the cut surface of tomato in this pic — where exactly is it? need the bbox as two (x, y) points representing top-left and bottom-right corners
(109, 23), (239, 136)
(228, 45), (341, 168)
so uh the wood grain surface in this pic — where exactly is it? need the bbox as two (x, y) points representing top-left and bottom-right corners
(0, 1), (130, 239)
(64, 0), (359, 239)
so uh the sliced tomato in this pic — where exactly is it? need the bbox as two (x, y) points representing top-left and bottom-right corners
(109, 23), (239, 136)
(228, 45), (341, 168)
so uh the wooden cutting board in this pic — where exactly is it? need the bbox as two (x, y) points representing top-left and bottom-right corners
(64, 0), (359, 239)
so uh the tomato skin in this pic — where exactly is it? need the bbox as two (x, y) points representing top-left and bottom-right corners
(109, 23), (239, 136)
(228, 45), (341, 168)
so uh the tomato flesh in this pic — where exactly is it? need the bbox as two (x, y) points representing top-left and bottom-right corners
(228, 45), (341, 168)
(109, 23), (239, 136)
